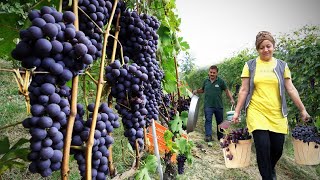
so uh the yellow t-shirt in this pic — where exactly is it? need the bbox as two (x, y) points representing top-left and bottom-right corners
(241, 57), (291, 134)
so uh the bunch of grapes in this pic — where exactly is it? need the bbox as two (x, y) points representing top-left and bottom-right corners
(220, 127), (251, 160)
(158, 93), (176, 121)
(62, 0), (126, 60)
(177, 154), (187, 174)
(292, 125), (320, 146)
(177, 96), (191, 114)
(22, 81), (71, 177)
(106, 60), (148, 150)
(162, 93), (172, 107)
(12, 7), (98, 177)
(70, 103), (120, 179)
(12, 7), (96, 77)
(108, 9), (164, 126)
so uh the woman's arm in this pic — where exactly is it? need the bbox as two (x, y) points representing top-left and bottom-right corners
(284, 78), (310, 121)
(232, 78), (250, 123)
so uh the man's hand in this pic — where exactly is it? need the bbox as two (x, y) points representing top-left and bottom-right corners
(230, 99), (235, 106)
(193, 90), (197, 95)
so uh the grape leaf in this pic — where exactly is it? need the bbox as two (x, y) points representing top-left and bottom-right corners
(1, 148), (29, 162)
(0, 137), (10, 155)
(143, 155), (157, 173)
(134, 155), (157, 180)
(180, 111), (188, 128)
(169, 112), (183, 134)
(135, 168), (151, 180)
(175, 138), (187, 155)
(0, 160), (25, 175)
(11, 138), (28, 150)
(164, 130), (178, 153)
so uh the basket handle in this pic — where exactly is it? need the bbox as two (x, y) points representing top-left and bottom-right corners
(230, 105), (234, 111)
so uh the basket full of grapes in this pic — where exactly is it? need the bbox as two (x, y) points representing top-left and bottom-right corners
(219, 127), (252, 168)
(291, 124), (320, 165)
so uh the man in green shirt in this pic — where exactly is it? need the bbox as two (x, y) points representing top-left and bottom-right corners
(193, 65), (235, 142)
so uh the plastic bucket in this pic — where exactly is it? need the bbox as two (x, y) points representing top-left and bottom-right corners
(226, 105), (235, 121)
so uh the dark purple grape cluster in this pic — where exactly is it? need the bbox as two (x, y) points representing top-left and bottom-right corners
(105, 60), (148, 150)
(177, 154), (187, 174)
(63, 0), (126, 60)
(177, 96), (191, 114)
(220, 127), (251, 160)
(70, 103), (120, 179)
(13, 6), (96, 177)
(159, 93), (175, 121)
(162, 93), (172, 107)
(108, 9), (164, 126)
(12, 6), (96, 77)
(292, 125), (320, 146)
(22, 82), (71, 177)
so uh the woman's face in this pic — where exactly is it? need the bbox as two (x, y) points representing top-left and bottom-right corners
(257, 40), (274, 61)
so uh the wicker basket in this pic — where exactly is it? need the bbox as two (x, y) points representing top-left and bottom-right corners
(222, 139), (252, 168)
(292, 138), (320, 165)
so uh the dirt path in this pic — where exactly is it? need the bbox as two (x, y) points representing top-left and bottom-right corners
(179, 131), (319, 180)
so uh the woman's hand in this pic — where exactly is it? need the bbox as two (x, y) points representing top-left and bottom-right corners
(300, 110), (310, 122)
(232, 111), (240, 123)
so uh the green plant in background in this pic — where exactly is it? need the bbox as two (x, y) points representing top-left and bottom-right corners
(168, 111), (188, 135)
(134, 155), (158, 180)
(0, 137), (29, 175)
(164, 130), (193, 164)
(275, 25), (320, 127)
(163, 130), (193, 176)
(174, 137), (193, 165)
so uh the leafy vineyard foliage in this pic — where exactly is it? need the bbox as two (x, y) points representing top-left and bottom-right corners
(0, 137), (29, 175)
(275, 25), (320, 125)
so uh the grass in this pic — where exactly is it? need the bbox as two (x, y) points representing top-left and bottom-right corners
(0, 61), (27, 127)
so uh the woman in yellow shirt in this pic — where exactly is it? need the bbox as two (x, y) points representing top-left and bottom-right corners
(232, 31), (310, 180)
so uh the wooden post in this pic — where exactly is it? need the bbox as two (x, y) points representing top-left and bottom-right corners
(85, 1), (119, 180)
(107, 11), (121, 177)
(61, 0), (79, 179)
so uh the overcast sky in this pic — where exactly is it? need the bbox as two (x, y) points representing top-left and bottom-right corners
(175, 0), (320, 68)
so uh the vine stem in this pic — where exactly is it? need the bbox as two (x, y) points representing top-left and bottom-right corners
(85, 1), (119, 179)
(0, 121), (22, 131)
(61, 0), (79, 179)
(135, 140), (140, 169)
(108, 11), (121, 177)
(174, 56), (181, 100)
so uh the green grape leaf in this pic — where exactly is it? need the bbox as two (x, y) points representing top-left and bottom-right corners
(135, 155), (157, 180)
(135, 168), (151, 180)
(0, 160), (25, 175)
(11, 138), (28, 150)
(0, 137), (10, 155)
(180, 111), (189, 127)
(1, 148), (29, 162)
(143, 155), (158, 173)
